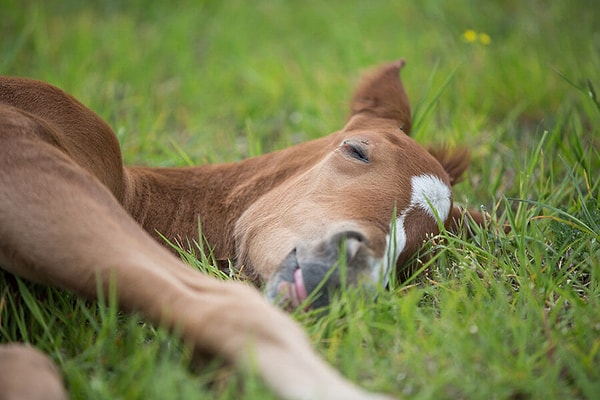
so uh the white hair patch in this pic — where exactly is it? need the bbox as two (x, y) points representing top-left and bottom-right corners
(371, 174), (451, 287)
(410, 174), (451, 221)
(371, 215), (407, 286)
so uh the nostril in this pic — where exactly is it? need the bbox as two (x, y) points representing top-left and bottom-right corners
(337, 230), (367, 260)
(345, 237), (362, 260)
(340, 230), (366, 243)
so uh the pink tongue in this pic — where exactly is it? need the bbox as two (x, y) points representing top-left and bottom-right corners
(293, 268), (308, 302)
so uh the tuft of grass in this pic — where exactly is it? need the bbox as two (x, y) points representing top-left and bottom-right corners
(1, 1), (599, 399)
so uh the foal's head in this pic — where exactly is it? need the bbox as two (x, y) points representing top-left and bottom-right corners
(235, 60), (480, 309)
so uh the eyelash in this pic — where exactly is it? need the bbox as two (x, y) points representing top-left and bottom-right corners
(342, 141), (370, 163)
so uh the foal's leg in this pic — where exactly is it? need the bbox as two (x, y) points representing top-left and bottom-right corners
(0, 344), (67, 400)
(0, 111), (391, 400)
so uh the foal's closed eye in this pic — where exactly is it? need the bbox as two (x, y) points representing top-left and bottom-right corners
(341, 141), (370, 163)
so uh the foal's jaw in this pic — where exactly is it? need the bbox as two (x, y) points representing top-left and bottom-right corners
(263, 172), (454, 311)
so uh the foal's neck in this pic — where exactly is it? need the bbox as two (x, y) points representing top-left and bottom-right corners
(122, 135), (330, 262)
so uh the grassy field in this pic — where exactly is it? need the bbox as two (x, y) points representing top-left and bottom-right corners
(1, 0), (599, 398)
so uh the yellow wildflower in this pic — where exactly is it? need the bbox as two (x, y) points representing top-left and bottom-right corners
(462, 29), (478, 43)
(479, 33), (491, 45)
(462, 30), (492, 45)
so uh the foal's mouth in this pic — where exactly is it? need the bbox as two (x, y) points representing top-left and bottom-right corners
(265, 231), (383, 311)
(267, 248), (313, 311)
(275, 267), (309, 310)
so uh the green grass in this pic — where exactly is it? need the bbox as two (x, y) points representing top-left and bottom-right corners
(1, 0), (599, 398)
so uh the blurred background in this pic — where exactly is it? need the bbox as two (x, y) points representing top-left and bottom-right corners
(2, 1), (597, 167)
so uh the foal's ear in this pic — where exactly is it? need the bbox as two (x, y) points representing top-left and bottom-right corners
(348, 59), (412, 133)
(427, 146), (471, 185)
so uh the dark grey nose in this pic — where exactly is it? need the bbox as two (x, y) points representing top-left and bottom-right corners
(297, 230), (372, 309)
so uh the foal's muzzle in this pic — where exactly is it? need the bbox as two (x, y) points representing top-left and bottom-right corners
(267, 230), (378, 310)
